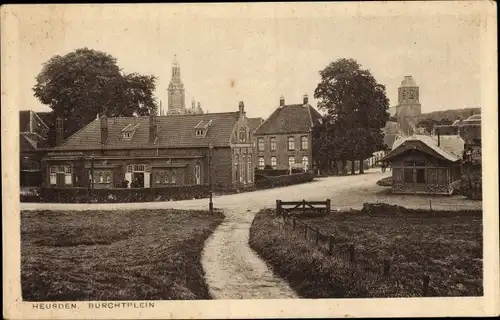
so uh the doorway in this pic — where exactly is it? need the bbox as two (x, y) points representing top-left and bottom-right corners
(132, 172), (144, 188)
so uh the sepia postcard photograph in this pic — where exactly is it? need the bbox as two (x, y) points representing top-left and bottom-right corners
(2, 2), (499, 319)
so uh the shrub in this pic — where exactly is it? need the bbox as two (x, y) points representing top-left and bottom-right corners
(376, 176), (392, 187)
(39, 185), (210, 203)
(255, 172), (315, 189)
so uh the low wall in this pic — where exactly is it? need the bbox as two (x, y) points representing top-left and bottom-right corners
(255, 172), (315, 189)
(36, 185), (210, 203)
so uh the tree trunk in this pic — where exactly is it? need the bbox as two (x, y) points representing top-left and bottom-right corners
(341, 159), (347, 175)
(335, 160), (339, 175)
(359, 158), (365, 174)
(351, 160), (356, 175)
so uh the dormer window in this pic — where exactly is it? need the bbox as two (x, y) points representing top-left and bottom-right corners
(194, 119), (212, 137)
(121, 123), (140, 140)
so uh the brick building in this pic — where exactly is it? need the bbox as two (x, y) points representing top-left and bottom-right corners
(42, 102), (254, 191)
(19, 110), (52, 187)
(253, 94), (322, 171)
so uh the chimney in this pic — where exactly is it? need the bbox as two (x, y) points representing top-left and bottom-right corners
(279, 95), (285, 107)
(100, 115), (108, 145)
(437, 128), (441, 147)
(149, 113), (157, 143)
(238, 101), (245, 115)
(55, 116), (64, 146)
(303, 93), (309, 105)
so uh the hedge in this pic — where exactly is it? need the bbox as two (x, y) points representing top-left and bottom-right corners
(255, 172), (315, 189)
(37, 185), (210, 203)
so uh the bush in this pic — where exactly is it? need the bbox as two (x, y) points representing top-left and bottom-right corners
(39, 185), (210, 203)
(255, 172), (315, 189)
(376, 176), (393, 187)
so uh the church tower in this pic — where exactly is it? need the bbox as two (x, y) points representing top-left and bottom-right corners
(167, 55), (186, 115)
(396, 76), (421, 120)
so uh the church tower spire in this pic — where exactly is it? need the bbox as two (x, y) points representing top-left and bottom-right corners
(167, 54), (186, 115)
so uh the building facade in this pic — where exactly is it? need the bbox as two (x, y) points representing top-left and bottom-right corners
(42, 102), (254, 191)
(19, 110), (51, 187)
(253, 94), (322, 171)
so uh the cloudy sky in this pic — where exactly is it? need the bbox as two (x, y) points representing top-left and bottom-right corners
(11, 3), (488, 119)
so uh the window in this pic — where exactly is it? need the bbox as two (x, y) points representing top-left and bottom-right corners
(270, 137), (276, 151)
(288, 136), (295, 150)
(416, 168), (426, 183)
(239, 128), (246, 142)
(302, 156), (308, 167)
(99, 172), (104, 183)
(127, 165), (133, 173)
(404, 168), (413, 183)
(409, 91), (414, 100)
(155, 172), (161, 184)
(258, 138), (264, 151)
(134, 164), (145, 172)
(49, 165), (72, 185)
(196, 129), (204, 137)
(240, 157), (245, 183)
(247, 160), (252, 183)
(271, 156), (277, 168)
(123, 132), (131, 139)
(258, 157), (265, 169)
(288, 156), (295, 167)
(171, 173), (176, 184)
(300, 136), (308, 150)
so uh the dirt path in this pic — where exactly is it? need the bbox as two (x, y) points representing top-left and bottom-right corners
(201, 209), (297, 299)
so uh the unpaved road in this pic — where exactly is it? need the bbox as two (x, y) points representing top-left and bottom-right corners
(20, 170), (482, 299)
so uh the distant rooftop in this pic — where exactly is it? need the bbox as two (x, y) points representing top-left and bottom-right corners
(400, 76), (417, 87)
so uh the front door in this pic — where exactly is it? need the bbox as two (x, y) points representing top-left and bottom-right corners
(56, 173), (65, 187)
(132, 172), (144, 188)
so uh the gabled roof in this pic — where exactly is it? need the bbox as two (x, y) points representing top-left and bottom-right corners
(255, 103), (322, 135)
(20, 132), (49, 151)
(387, 134), (463, 163)
(54, 112), (241, 150)
(248, 117), (264, 133)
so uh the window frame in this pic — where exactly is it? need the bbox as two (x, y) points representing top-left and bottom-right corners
(300, 136), (308, 150)
(271, 156), (277, 168)
(287, 136), (295, 151)
(270, 137), (277, 151)
(257, 138), (265, 151)
(258, 157), (265, 169)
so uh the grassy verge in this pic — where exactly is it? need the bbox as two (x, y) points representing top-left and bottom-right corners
(249, 208), (482, 298)
(21, 209), (224, 301)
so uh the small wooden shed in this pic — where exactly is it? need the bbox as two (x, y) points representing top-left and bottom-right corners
(380, 134), (464, 195)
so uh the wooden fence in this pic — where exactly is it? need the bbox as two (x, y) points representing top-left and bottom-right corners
(278, 202), (433, 297)
(276, 199), (331, 217)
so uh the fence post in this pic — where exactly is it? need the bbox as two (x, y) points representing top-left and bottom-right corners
(383, 259), (390, 277)
(422, 274), (430, 296)
(302, 199), (306, 211)
(304, 224), (308, 239)
(276, 200), (281, 216)
(328, 234), (334, 255)
(349, 244), (355, 263)
(292, 218), (296, 230)
(326, 199), (331, 214)
(429, 199), (432, 212)
(315, 228), (320, 244)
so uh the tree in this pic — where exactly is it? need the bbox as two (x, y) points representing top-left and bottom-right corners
(314, 58), (389, 174)
(33, 48), (158, 143)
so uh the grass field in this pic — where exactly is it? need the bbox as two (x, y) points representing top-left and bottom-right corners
(21, 209), (224, 301)
(249, 207), (482, 298)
